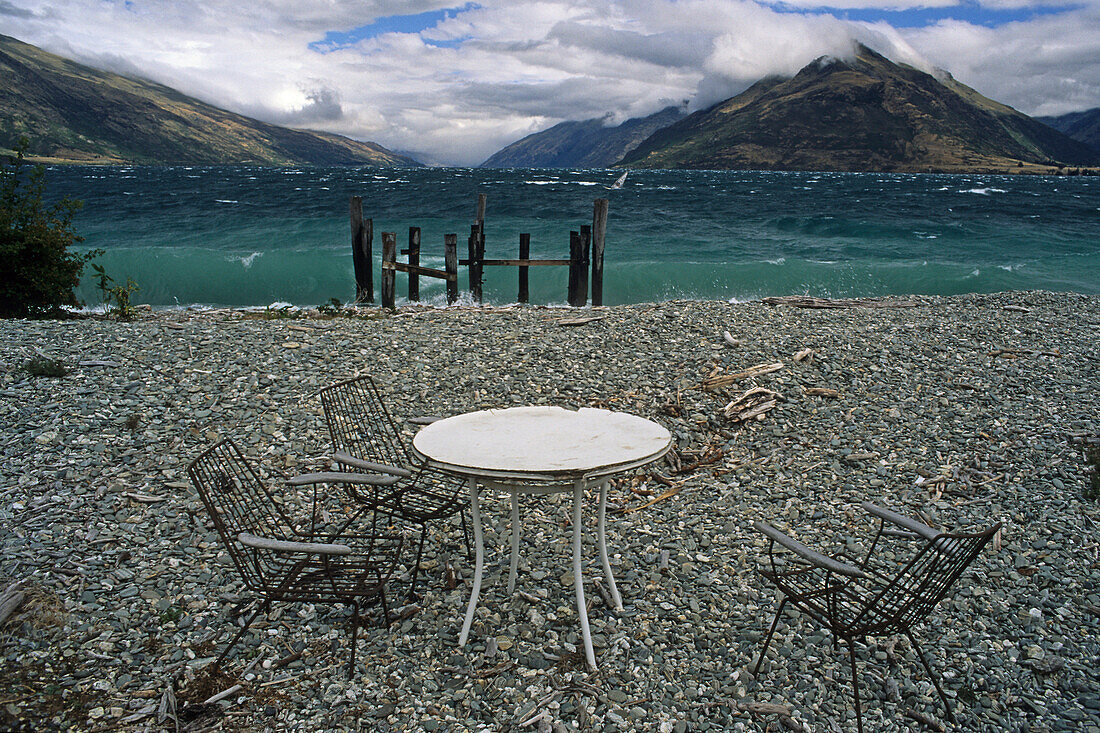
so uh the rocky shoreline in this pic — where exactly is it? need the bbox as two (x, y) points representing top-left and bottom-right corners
(2, 291), (1099, 732)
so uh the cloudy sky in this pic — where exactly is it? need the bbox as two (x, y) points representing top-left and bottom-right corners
(3, 0), (1099, 165)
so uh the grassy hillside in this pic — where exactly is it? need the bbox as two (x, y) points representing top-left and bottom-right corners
(0, 34), (419, 166)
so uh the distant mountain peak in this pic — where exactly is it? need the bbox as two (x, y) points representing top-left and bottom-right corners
(619, 44), (1098, 173)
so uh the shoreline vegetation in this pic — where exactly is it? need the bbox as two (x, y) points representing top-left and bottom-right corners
(9, 145), (1100, 176)
(2, 290), (1099, 731)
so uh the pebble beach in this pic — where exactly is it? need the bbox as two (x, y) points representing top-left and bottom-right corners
(2, 290), (1099, 732)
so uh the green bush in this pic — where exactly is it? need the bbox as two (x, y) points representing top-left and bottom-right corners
(0, 139), (99, 317)
(22, 356), (69, 378)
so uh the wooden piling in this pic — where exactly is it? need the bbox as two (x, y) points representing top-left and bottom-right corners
(444, 234), (458, 304)
(476, 193), (487, 225)
(591, 198), (608, 306)
(567, 230), (590, 307)
(518, 233), (531, 304)
(406, 227), (421, 302)
(350, 196), (373, 303)
(381, 232), (396, 310)
(468, 223), (483, 303)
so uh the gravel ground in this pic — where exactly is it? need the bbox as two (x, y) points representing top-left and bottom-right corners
(2, 291), (1099, 733)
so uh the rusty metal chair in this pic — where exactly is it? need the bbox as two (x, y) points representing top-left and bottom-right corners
(753, 502), (1001, 732)
(319, 375), (469, 596)
(187, 439), (403, 677)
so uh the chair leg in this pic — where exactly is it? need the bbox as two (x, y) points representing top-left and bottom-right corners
(753, 596), (787, 676)
(346, 601), (360, 679)
(847, 639), (864, 733)
(903, 628), (957, 725)
(460, 508), (473, 563)
(214, 599), (269, 670)
(407, 526), (428, 600)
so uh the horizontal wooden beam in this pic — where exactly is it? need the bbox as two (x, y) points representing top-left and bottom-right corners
(381, 261), (457, 281)
(459, 259), (571, 267)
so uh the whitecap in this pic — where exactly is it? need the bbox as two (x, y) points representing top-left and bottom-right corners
(959, 187), (1007, 195)
(229, 252), (263, 269)
(765, 258), (786, 265)
(215, 199), (239, 204)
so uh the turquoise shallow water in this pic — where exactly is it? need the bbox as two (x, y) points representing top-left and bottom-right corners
(43, 166), (1100, 307)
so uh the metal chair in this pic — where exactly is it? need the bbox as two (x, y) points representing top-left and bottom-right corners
(319, 375), (469, 596)
(753, 502), (1001, 732)
(187, 439), (403, 677)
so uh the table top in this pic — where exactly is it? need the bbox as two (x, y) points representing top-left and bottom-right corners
(411, 406), (672, 480)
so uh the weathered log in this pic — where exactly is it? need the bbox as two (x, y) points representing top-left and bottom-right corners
(804, 387), (840, 398)
(702, 362), (785, 390)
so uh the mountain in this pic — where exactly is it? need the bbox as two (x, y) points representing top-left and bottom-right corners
(1037, 108), (1100, 152)
(619, 44), (1099, 173)
(0, 34), (419, 166)
(481, 106), (686, 168)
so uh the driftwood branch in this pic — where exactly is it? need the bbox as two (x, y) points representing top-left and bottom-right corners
(702, 362), (785, 390)
(761, 295), (920, 309)
(722, 387), (782, 423)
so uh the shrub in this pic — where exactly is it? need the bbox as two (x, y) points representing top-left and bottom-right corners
(22, 356), (69, 378)
(0, 139), (98, 317)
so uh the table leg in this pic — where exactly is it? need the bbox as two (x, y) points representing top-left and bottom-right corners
(459, 477), (483, 647)
(507, 489), (520, 594)
(596, 479), (623, 611)
(572, 478), (597, 670)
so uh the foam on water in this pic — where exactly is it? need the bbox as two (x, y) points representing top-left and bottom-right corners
(42, 166), (1100, 307)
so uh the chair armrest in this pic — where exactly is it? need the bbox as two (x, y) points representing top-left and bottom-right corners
(407, 415), (443, 425)
(861, 502), (939, 541)
(755, 522), (866, 578)
(861, 502), (962, 556)
(238, 532), (352, 556)
(331, 452), (414, 478)
(287, 471), (400, 487)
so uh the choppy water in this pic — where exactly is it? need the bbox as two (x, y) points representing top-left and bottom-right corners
(43, 166), (1100, 307)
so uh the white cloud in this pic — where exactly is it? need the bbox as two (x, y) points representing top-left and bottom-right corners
(2, 0), (1098, 164)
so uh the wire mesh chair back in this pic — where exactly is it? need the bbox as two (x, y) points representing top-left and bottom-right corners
(187, 439), (292, 591)
(860, 524), (1000, 635)
(320, 376), (411, 469)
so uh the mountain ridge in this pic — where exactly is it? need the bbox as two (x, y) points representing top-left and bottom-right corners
(1037, 108), (1100, 152)
(480, 106), (686, 168)
(618, 45), (1098, 172)
(0, 34), (420, 166)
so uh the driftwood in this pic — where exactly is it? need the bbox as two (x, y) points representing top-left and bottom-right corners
(0, 582), (26, 626)
(1002, 305), (1031, 313)
(621, 485), (682, 514)
(762, 295), (920, 309)
(792, 348), (814, 362)
(555, 316), (604, 327)
(722, 387), (782, 422)
(702, 362), (785, 390)
(722, 331), (743, 347)
(738, 701), (793, 716)
(804, 387), (840, 398)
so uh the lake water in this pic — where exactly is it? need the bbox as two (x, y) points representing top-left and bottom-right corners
(44, 166), (1100, 308)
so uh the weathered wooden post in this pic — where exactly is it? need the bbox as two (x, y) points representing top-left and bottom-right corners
(567, 230), (590, 307)
(350, 196), (374, 303)
(405, 227), (421, 302)
(444, 234), (458, 304)
(591, 198), (608, 306)
(518, 233), (531, 304)
(468, 223), (483, 303)
(381, 232), (396, 310)
(476, 193), (487, 226)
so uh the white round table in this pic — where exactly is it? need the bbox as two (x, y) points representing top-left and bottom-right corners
(412, 406), (672, 669)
